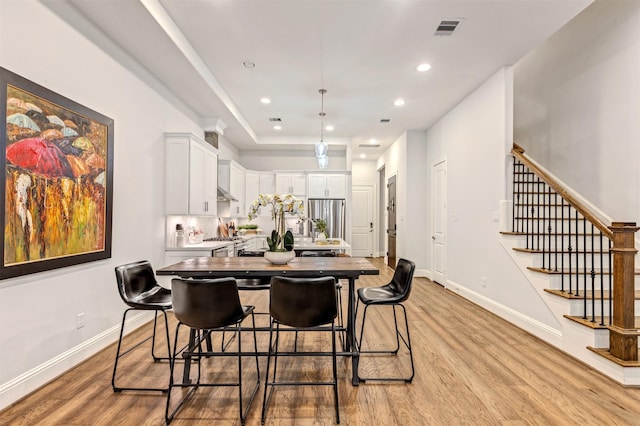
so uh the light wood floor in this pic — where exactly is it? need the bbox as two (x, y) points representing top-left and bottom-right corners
(3, 258), (640, 425)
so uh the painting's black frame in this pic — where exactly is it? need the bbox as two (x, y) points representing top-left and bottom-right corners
(0, 67), (114, 280)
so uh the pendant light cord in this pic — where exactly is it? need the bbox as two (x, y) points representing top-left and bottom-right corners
(319, 88), (326, 142)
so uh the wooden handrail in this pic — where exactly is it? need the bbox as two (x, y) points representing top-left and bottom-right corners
(511, 144), (613, 239)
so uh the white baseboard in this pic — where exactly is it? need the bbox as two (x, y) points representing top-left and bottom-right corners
(445, 278), (563, 346)
(0, 311), (153, 410)
(415, 268), (430, 279)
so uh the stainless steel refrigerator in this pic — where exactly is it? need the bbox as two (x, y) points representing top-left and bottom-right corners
(307, 198), (346, 239)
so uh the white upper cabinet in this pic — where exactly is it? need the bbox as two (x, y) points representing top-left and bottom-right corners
(219, 160), (246, 217)
(307, 173), (347, 198)
(165, 133), (218, 216)
(245, 171), (275, 217)
(275, 172), (306, 195)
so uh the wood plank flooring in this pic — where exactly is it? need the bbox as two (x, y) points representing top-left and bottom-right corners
(2, 258), (640, 425)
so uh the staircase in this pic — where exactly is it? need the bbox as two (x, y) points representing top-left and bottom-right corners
(501, 145), (640, 384)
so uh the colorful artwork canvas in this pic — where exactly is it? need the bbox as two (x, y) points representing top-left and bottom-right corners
(1, 67), (114, 279)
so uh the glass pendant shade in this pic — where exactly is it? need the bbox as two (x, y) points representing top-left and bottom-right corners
(315, 141), (328, 157)
(317, 155), (329, 169)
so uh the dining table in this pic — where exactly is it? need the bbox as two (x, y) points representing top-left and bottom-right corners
(156, 255), (379, 385)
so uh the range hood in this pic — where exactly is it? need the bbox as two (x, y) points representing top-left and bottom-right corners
(217, 187), (238, 202)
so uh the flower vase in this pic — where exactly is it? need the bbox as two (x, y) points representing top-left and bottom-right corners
(264, 251), (296, 265)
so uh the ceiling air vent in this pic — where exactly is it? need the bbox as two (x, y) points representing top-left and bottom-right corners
(380, 118), (391, 123)
(268, 117), (282, 122)
(435, 19), (461, 36)
(358, 143), (381, 148)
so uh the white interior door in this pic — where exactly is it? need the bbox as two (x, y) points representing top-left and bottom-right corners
(351, 185), (374, 257)
(432, 159), (447, 284)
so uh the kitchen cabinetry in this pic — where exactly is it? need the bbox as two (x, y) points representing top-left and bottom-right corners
(245, 236), (268, 250)
(165, 133), (218, 216)
(307, 173), (347, 198)
(218, 160), (245, 217)
(245, 171), (275, 216)
(275, 172), (306, 196)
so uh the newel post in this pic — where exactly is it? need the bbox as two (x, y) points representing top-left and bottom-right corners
(608, 222), (639, 361)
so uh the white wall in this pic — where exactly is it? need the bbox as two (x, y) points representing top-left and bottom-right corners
(0, 1), (203, 407)
(239, 149), (347, 171)
(351, 160), (378, 185)
(376, 131), (429, 274)
(425, 67), (560, 329)
(514, 0), (640, 223)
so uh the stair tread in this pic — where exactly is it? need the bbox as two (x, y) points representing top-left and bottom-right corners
(501, 231), (602, 237)
(513, 247), (610, 254)
(564, 315), (640, 329)
(545, 288), (640, 299)
(513, 217), (587, 220)
(529, 267), (640, 275)
(587, 347), (640, 367)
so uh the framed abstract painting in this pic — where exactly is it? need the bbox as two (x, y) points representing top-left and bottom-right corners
(1, 67), (114, 279)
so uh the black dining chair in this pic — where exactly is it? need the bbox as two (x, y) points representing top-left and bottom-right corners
(355, 258), (416, 383)
(220, 249), (270, 351)
(300, 250), (345, 348)
(112, 260), (172, 392)
(261, 276), (340, 424)
(166, 277), (260, 425)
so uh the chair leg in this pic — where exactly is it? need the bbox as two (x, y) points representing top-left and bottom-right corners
(237, 312), (261, 426)
(261, 319), (277, 425)
(332, 321), (340, 424)
(112, 308), (171, 392)
(166, 323), (200, 424)
(262, 320), (340, 424)
(356, 303), (414, 383)
(336, 282), (345, 350)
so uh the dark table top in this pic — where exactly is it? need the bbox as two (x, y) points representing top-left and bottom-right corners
(156, 256), (379, 279)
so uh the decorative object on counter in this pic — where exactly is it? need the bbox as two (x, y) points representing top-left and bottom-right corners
(218, 218), (228, 237)
(248, 193), (304, 264)
(228, 221), (236, 237)
(175, 224), (186, 247)
(187, 227), (204, 244)
(238, 223), (259, 235)
(313, 218), (327, 240)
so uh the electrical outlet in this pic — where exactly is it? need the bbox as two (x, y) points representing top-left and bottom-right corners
(76, 312), (85, 329)
(482, 277), (487, 288)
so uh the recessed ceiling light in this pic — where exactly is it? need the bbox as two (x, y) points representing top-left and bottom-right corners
(369, 139), (377, 144)
(417, 63), (431, 72)
(325, 125), (334, 132)
(260, 97), (271, 104)
(359, 153), (366, 159)
(394, 99), (405, 107)
(273, 125), (282, 130)
(243, 61), (255, 68)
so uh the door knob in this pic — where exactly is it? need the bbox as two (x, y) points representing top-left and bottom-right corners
(432, 236), (436, 240)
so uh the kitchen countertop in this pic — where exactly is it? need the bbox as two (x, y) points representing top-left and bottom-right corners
(294, 238), (351, 250)
(165, 241), (234, 251)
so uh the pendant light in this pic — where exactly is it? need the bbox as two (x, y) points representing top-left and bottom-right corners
(315, 89), (329, 166)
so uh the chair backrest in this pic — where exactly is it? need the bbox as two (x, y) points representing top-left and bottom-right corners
(269, 276), (337, 328)
(114, 260), (159, 305)
(300, 251), (336, 257)
(171, 277), (245, 329)
(389, 258), (416, 302)
(239, 250), (265, 257)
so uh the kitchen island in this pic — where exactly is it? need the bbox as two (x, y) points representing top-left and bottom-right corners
(294, 238), (350, 251)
